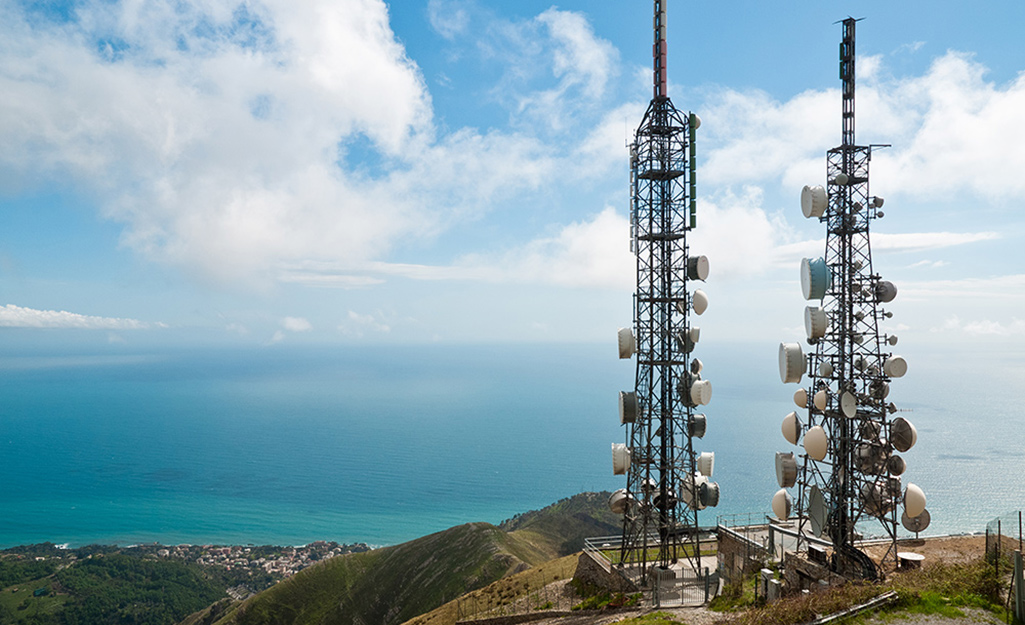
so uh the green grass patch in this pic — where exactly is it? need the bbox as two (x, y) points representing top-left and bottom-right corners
(571, 591), (641, 611)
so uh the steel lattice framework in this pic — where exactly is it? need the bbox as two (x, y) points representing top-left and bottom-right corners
(611, 0), (717, 583)
(774, 18), (924, 580)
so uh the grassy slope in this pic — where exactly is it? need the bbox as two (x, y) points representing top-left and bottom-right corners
(190, 492), (615, 625)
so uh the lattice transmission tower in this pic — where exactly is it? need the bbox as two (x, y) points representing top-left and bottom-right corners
(609, 0), (719, 583)
(773, 18), (928, 579)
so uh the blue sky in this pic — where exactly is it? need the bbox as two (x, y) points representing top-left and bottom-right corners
(0, 0), (1023, 349)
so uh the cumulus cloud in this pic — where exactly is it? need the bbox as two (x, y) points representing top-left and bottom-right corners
(698, 51), (1025, 202)
(933, 315), (1025, 336)
(0, 304), (157, 329)
(0, 0), (576, 287)
(339, 310), (391, 337)
(281, 316), (312, 332)
(427, 0), (470, 40)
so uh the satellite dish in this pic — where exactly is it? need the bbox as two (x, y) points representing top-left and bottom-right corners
(608, 489), (634, 514)
(808, 486), (826, 537)
(779, 342), (806, 384)
(690, 379), (712, 406)
(854, 355), (867, 371)
(641, 478), (658, 494)
(691, 113), (702, 130)
(781, 411), (802, 445)
(688, 255), (710, 281)
(813, 389), (828, 411)
(841, 391), (857, 418)
(688, 413), (707, 438)
(887, 335), (899, 346)
(697, 451), (715, 477)
(887, 455), (906, 476)
(801, 257), (831, 300)
(805, 306), (829, 339)
(834, 173), (849, 185)
(775, 451), (798, 488)
(884, 356), (908, 378)
(691, 358), (704, 374)
(700, 480), (720, 508)
(772, 488), (792, 520)
(873, 196), (885, 208)
(617, 328), (636, 359)
(891, 417), (917, 452)
(611, 443), (631, 475)
(804, 425), (828, 461)
(818, 361), (834, 378)
(794, 388), (808, 408)
(875, 281), (898, 303)
(692, 289), (709, 315)
(619, 391), (639, 424)
(904, 483), (927, 518)
(801, 185), (827, 218)
(901, 508), (931, 533)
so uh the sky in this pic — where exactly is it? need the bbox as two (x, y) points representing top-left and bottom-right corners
(0, 0), (1023, 350)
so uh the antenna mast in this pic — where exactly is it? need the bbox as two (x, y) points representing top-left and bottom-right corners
(610, 0), (719, 587)
(773, 18), (927, 579)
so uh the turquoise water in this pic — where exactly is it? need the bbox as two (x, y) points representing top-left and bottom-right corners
(0, 342), (1020, 547)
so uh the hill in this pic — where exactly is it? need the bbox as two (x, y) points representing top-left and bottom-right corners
(183, 492), (616, 625)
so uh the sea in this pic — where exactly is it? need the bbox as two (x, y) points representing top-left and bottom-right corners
(0, 341), (1022, 548)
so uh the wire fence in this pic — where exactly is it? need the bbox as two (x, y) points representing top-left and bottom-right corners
(985, 511), (1024, 569)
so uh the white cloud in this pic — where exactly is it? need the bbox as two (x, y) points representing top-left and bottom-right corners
(452, 206), (632, 288)
(281, 316), (312, 332)
(697, 51), (1025, 202)
(427, 0), (470, 40)
(0, 304), (156, 329)
(340, 310), (391, 336)
(933, 315), (1025, 336)
(536, 8), (617, 100)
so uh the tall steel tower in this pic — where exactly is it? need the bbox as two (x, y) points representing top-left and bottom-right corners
(609, 0), (719, 582)
(773, 18), (928, 579)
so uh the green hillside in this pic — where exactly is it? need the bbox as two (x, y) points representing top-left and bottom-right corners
(186, 492), (615, 625)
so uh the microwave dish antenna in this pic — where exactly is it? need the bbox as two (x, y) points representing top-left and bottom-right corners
(770, 18), (925, 579)
(607, 0), (718, 583)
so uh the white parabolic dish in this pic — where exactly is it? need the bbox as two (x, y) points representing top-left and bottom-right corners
(793, 388), (808, 408)
(805, 306), (828, 339)
(905, 483), (927, 518)
(801, 185), (827, 218)
(617, 328), (636, 359)
(884, 356), (908, 378)
(804, 425), (828, 461)
(779, 342), (806, 384)
(781, 411), (801, 445)
(772, 488), (792, 520)
(688, 255), (710, 281)
(611, 443), (631, 475)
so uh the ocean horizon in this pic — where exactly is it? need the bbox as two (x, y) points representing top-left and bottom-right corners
(0, 341), (1020, 548)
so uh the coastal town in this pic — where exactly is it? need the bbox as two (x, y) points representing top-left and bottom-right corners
(2, 540), (372, 597)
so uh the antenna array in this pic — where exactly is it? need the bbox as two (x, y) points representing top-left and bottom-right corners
(609, 0), (719, 583)
(772, 19), (927, 578)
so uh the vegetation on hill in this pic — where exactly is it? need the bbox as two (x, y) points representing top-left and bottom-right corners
(0, 542), (362, 625)
(186, 492), (616, 625)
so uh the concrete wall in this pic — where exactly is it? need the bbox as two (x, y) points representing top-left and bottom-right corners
(717, 526), (770, 586)
(571, 552), (638, 594)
